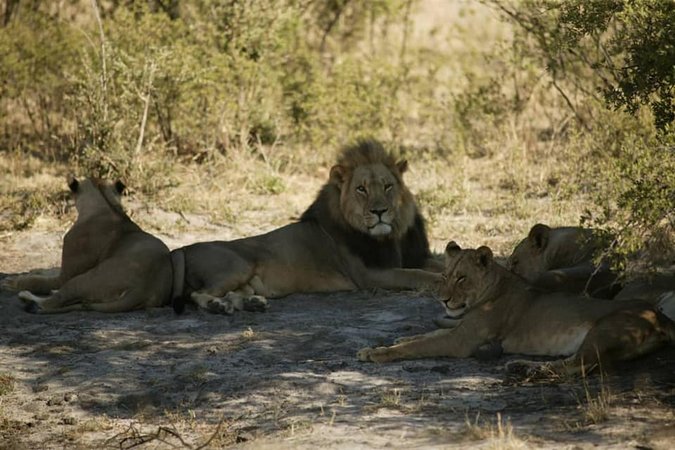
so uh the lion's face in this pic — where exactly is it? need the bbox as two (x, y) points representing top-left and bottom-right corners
(331, 161), (413, 239)
(437, 242), (495, 319)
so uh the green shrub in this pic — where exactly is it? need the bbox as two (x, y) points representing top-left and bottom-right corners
(488, 0), (675, 269)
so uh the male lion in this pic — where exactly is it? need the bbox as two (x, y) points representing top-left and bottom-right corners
(172, 139), (442, 314)
(507, 223), (619, 298)
(1, 178), (176, 313)
(358, 242), (675, 377)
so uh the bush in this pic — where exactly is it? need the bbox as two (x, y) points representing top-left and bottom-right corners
(1, 1), (429, 185)
(488, 0), (675, 269)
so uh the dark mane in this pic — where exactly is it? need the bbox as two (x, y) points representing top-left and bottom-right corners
(336, 139), (399, 170)
(299, 140), (432, 269)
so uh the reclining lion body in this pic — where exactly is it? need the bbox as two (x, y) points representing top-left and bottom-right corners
(507, 223), (619, 298)
(358, 243), (675, 377)
(173, 140), (441, 314)
(3, 178), (175, 313)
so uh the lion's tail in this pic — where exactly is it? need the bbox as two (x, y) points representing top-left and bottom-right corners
(170, 249), (186, 314)
(656, 291), (675, 344)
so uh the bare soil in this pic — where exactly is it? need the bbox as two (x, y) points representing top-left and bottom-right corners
(1, 210), (674, 450)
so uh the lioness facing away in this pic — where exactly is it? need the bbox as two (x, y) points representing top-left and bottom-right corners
(172, 139), (442, 314)
(358, 242), (675, 377)
(1, 178), (176, 313)
(507, 223), (620, 299)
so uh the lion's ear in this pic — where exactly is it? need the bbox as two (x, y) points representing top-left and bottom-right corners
(445, 241), (461, 255)
(114, 180), (126, 195)
(476, 246), (493, 267)
(444, 241), (461, 264)
(67, 176), (79, 193)
(396, 159), (408, 174)
(528, 223), (551, 251)
(329, 165), (347, 186)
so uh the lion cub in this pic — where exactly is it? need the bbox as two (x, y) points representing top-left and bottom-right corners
(358, 242), (675, 377)
(2, 177), (175, 313)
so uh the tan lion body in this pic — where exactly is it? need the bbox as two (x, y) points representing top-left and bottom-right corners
(2, 178), (175, 313)
(173, 140), (442, 314)
(359, 244), (675, 377)
(507, 224), (619, 298)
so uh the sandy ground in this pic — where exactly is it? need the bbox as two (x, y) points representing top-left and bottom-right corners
(1, 209), (674, 450)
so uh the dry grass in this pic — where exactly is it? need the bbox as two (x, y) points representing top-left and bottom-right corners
(577, 370), (613, 425)
(0, 373), (15, 396)
(463, 412), (530, 449)
(379, 388), (403, 408)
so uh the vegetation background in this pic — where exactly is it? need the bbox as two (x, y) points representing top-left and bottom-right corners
(0, 2), (674, 448)
(1, 0), (673, 270)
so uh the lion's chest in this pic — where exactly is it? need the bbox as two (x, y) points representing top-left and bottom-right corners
(501, 323), (592, 357)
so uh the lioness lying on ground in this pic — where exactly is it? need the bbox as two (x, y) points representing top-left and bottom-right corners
(1, 178), (176, 313)
(615, 274), (675, 303)
(507, 223), (620, 298)
(172, 139), (442, 314)
(358, 242), (675, 377)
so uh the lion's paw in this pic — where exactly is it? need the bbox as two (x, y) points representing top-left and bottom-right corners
(18, 291), (42, 313)
(357, 346), (392, 363)
(243, 295), (268, 312)
(206, 297), (236, 315)
(357, 347), (376, 362)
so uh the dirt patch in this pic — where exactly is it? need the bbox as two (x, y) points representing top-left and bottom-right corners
(1, 194), (675, 450)
(1, 226), (674, 449)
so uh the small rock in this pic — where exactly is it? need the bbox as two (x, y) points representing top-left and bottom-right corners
(64, 393), (77, 403)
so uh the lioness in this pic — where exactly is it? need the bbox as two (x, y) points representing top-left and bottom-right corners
(172, 139), (442, 314)
(507, 223), (619, 298)
(1, 178), (176, 313)
(358, 242), (675, 377)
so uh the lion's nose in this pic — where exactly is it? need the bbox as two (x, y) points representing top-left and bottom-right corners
(444, 299), (465, 309)
(370, 208), (388, 218)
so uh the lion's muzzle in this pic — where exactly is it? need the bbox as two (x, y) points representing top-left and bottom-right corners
(442, 298), (467, 319)
(366, 207), (394, 236)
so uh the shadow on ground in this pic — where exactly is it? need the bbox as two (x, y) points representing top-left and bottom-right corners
(1, 272), (674, 449)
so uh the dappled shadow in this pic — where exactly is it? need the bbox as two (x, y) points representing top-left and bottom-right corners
(1, 271), (674, 447)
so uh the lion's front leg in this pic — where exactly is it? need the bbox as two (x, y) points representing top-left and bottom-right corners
(361, 268), (442, 292)
(2, 271), (61, 294)
(358, 328), (477, 363)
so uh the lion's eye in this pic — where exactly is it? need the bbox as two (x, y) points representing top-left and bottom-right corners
(456, 276), (466, 285)
(384, 184), (393, 192)
(356, 186), (367, 194)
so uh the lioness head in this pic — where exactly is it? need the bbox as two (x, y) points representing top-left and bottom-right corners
(437, 241), (496, 319)
(329, 140), (415, 239)
(507, 224), (599, 282)
(68, 177), (126, 216)
(506, 223), (551, 281)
